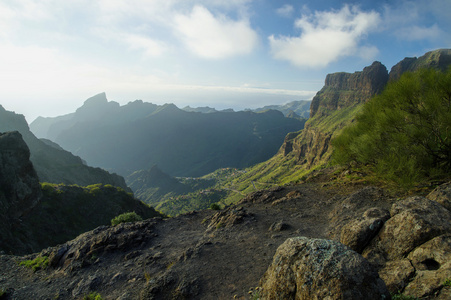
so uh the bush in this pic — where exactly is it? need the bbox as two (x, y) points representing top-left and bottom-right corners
(111, 211), (143, 226)
(19, 256), (49, 272)
(332, 68), (451, 187)
(210, 203), (221, 210)
(83, 292), (103, 300)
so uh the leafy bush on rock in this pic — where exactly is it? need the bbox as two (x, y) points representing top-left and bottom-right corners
(111, 211), (143, 226)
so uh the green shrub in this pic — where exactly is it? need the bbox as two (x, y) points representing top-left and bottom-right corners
(210, 203), (221, 210)
(332, 68), (451, 187)
(19, 256), (49, 272)
(443, 277), (451, 287)
(391, 293), (419, 300)
(111, 212), (143, 226)
(83, 292), (103, 300)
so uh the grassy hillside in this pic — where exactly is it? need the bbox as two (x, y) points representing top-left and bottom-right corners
(3, 183), (164, 254)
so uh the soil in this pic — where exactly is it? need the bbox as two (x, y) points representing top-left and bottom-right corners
(0, 180), (397, 300)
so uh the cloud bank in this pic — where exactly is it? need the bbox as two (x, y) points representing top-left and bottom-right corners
(269, 5), (380, 68)
(174, 5), (259, 59)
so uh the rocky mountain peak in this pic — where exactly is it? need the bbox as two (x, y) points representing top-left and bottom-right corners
(310, 61), (389, 118)
(389, 49), (451, 81)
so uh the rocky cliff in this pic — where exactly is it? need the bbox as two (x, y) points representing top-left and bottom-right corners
(282, 49), (451, 170)
(0, 105), (130, 190)
(389, 49), (451, 81)
(0, 131), (42, 219)
(310, 61), (389, 118)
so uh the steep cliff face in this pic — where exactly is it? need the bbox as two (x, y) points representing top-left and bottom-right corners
(0, 131), (42, 219)
(0, 131), (42, 253)
(310, 61), (388, 118)
(282, 49), (451, 170)
(389, 49), (451, 81)
(283, 61), (388, 168)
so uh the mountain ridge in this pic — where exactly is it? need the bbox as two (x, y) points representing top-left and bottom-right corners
(0, 105), (130, 190)
(31, 100), (305, 178)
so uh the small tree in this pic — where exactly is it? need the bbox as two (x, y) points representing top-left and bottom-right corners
(332, 67), (451, 186)
(111, 212), (143, 226)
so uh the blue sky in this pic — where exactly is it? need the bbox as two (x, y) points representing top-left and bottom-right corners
(0, 0), (450, 122)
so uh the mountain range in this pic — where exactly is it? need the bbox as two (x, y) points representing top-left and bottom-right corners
(0, 105), (129, 189)
(30, 96), (305, 177)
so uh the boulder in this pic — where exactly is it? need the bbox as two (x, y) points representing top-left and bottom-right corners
(260, 237), (390, 299)
(378, 259), (415, 294)
(427, 182), (451, 211)
(340, 207), (390, 253)
(402, 234), (451, 298)
(363, 196), (451, 266)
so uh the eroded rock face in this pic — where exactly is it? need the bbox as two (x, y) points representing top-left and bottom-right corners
(427, 182), (451, 211)
(0, 131), (41, 218)
(44, 219), (159, 272)
(335, 192), (451, 298)
(340, 207), (390, 253)
(310, 61), (389, 118)
(260, 237), (390, 300)
(389, 49), (451, 81)
(363, 196), (451, 265)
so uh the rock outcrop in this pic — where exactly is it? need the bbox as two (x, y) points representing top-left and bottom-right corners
(332, 182), (451, 298)
(0, 131), (42, 218)
(260, 237), (390, 299)
(310, 61), (389, 118)
(389, 49), (451, 81)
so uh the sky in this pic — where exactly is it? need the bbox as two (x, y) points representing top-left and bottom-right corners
(0, 0), (450, 122)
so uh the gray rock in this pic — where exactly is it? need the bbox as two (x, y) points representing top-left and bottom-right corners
(260, 237), (390, 299)
(402, 234), (451, 297)
(427, 182), (451, 211)
(340, 207), (390, 253)
(363, 196), (451, 266)
(378, 259), (415, 294)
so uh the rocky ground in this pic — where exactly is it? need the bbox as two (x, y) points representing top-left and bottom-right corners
(1, 176), (450, 299)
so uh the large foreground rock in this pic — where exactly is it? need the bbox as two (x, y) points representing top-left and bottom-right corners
(260, 237), (390, 299)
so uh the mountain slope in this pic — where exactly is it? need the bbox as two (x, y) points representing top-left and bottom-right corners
(31, 99), (305, 177)
(0, 105), (130, 190)
(220, 49), (451, 197)
(0, 131), (162, 255)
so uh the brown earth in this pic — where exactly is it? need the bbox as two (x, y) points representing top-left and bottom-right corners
(0, 175), (404, 300)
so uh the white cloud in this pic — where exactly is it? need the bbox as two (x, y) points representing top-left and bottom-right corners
(276, 4), (294, 18)
(121, 33), (168, 57)
(174, 5), (259, 59)
(269, 5), (380, 68)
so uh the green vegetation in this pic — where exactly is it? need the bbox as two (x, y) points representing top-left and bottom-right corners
(443, 277), (451, 287)
(391, 292), (419, 300)
(19, 256), (49, 272)
(82, 292), (103, 300)
(0, 288), (6, 298)
(333, 68), (451, 187)
(210, 203), (221, 210)
(111, 211), (143, 226)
